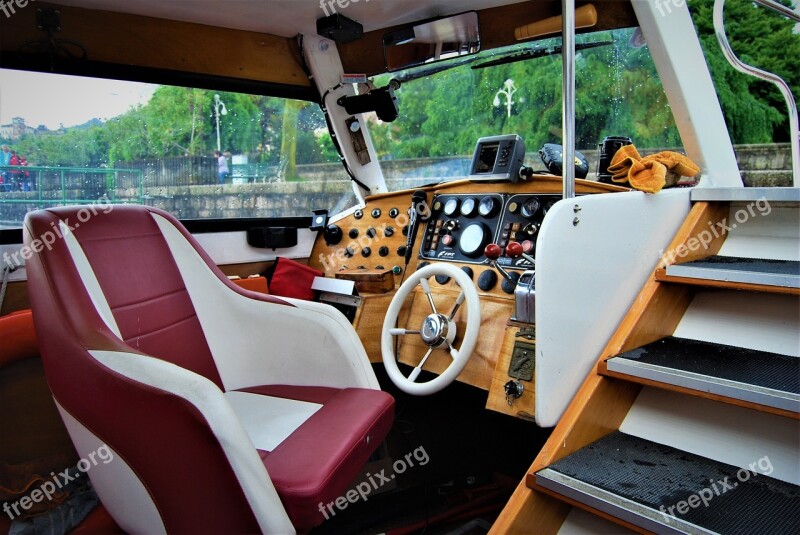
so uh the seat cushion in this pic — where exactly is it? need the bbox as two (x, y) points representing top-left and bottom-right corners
(237, 385), (394, 530)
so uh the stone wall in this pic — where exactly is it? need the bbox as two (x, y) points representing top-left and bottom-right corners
(0, 144), (793, 227)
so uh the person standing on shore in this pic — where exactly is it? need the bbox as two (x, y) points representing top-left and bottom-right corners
(215, 150), (230, 185)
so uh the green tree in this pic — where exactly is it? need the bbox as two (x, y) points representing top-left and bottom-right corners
(689, 0), (798, 143)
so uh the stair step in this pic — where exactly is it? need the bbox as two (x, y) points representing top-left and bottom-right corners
(690, 187), (800, 202)
(602, 337), (799, 415)
(534, 431), (800, 535)
(657, 256), (800, 293)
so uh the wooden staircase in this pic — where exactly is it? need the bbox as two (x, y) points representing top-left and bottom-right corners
(492, 188), (800, 534)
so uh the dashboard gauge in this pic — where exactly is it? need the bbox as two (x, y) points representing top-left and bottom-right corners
(459, 223), (489, 257)
(478, 196), (498, 217)
(521, 198), (541, 219)
(460, 197), (478, 217)
(443, 198), (460, 216)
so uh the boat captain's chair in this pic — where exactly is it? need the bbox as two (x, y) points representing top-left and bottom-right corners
(24, 205), (394, 534)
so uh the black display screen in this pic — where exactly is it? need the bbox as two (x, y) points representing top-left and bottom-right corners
(475, 142), (499, 174)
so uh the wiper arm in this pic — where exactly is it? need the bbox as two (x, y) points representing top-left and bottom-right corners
(471, 40), (612, 69)
(395, 55), (482, 83)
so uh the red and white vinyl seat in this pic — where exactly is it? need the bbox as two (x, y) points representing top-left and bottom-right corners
(24, 205), (394, 533)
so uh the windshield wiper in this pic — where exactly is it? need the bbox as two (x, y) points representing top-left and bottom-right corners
(395, 55), (483, 84)
(471, 40), (613, 69)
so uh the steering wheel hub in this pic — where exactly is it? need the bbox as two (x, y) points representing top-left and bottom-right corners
(420, 313), (455, 348)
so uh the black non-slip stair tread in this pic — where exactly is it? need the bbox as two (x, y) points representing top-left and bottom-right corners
(664, 256), (800, 289)
(536, 431), (800, 534)
(678, 256), (799, 275)
(607, 337), (799, 395)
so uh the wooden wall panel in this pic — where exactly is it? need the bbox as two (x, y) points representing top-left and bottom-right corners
(0, 2), (309, 87)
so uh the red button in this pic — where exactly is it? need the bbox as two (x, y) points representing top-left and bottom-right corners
(522, 240), (534, 254)
(442, 235), (455, 247)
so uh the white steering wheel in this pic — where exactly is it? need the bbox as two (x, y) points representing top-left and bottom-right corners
(381, 263), (481, 395)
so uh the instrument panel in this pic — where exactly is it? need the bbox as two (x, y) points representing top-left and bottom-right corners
(420, 193), (561, 271)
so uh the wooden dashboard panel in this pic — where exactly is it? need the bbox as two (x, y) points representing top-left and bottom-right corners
(308, 176), (626, 419)
(308, 176), (625, 301)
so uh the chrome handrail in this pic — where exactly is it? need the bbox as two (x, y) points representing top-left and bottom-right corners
(714, 0), (799, 187)
(561, 0), (576, 199)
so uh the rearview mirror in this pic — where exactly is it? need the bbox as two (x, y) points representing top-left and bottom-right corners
(383, 12), (480, 72)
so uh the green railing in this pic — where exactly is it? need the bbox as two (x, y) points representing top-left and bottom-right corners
(0, 166), (144, 227)
(0, 165), (144, 206)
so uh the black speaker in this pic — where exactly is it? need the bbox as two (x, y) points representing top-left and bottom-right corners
(317, 14), (363, 44)
(597, 136), (633, 183)
(247, 227), (298, 250)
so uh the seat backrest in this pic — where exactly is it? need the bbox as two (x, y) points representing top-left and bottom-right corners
(24, 205), (291, 534)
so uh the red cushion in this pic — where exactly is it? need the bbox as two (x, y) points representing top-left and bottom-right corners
(231, 276), (269, 294)
(268, 258), (322, 301)
(0, 310), (38, 368)
(241, 385), (394, 530)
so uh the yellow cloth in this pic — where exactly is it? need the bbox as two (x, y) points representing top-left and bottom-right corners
(607, 145), (700, 193)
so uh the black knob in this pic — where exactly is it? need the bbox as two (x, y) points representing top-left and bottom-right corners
(323, 224), (343, 246)
(418, 262), (430, 270)
(435, 274), (451, 285)
(397, 245), (408, 257)
(349, 228), (359, 239)
(523, 223), (539, 237)
(504, 380), (524, 400)
(361, 247), (372, 258)
(402, 225), (409, 237)
(371, 208), (382, 218)
(376, 265), (385, 270)
(477, 270), (497, 291)
(461, 266), (474, 279)
(501, 271), (521, 294)
(344, 247), (355, 258)
(389, 208), (400, 218)
(379, 246), (390, 257)
(366, 227), (377, 238)
(354, 209), (364, 220)
(384, 226), (395, 237)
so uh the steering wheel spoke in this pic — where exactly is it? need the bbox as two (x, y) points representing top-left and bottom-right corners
(390, 328), (420, 336)
(419, 277), (438, 314)
(381, 264), (481, 395)
(408, 347), (434, 382)
(448, 290), (465, 321)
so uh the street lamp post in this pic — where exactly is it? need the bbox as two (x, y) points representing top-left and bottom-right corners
(493, 79), (519, 118)
(214, 94), (228, 152)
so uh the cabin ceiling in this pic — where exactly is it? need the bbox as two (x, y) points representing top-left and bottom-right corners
(51, 0), (530, 37)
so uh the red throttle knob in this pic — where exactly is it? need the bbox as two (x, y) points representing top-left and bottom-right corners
(506, 241), (523, 258)
(484, 243), (502, 260)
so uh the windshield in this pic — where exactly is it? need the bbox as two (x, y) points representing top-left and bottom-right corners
(0, 71), (357, 229)
(370, 28), (682, 190)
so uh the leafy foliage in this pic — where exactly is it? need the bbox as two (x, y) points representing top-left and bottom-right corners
(10, 2), (797, 170)
(688, 0), (798, 143)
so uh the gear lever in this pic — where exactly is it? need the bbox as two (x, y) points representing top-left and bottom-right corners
(484, 243), (516, 283)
